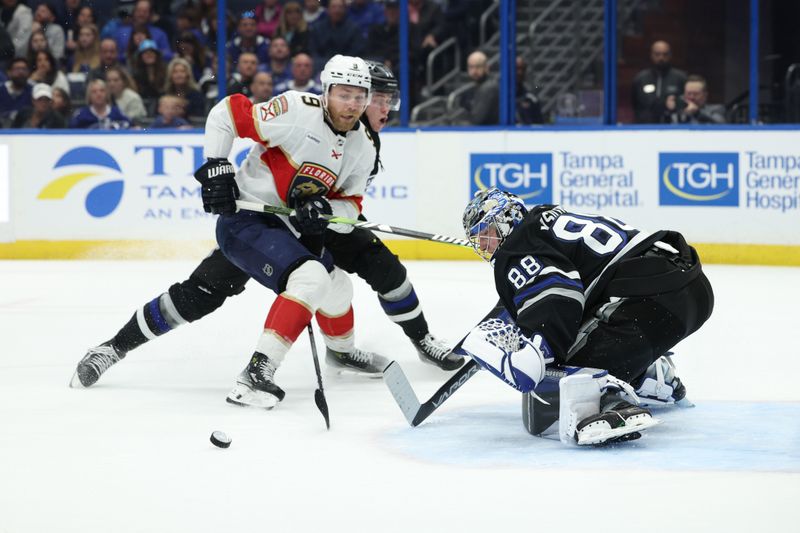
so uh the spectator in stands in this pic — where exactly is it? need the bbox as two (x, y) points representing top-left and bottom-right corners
(87, 38), (120, 81)
(274, 52), (320, 95)
(164, 57), (204, 117)
(275, 1), (309, 57)
(64, 5), (96, 57)
(227, 10), (269, 69)
(11, 82), (65, 128)
(173, 6), (202, 44)
(0, 24), (14, 69)
(115, 0), (172, 64)
(1, 0), (32, 57)
(663, 74), (726, 124)
(632, 40), (687, 124)
(198, 4), (235, 50)
(464, 50), (498, 125)
(249, 71), (273, 103)
(0, 57), (32, 119)
(69, 78), (131, 129)
(131, 38), (166, 101)
(198, 52), (227, 101)
(151, 94), (191, 129)
(51, 85), (70, 118)
(105, 65), (146, 123)
(124, 26), (151, 66)
(26, 29), (50, 65)
(226, 51), (258, 97)
(32, 3), (64, 62)
(263, 36), (291, 87)
(29, 49), (69, 95)
(348, 0), (385, 39)
(60, 0), (83, 40)
(175, 31), (211, 82)
(309, 0), (365, 72)
(303, 0), (325, 26)
(515, 56), (544, 125)
(68, 24), (100, 74)
(367, 0), (419, 74)
(408, 0), (444, 54)
(100, 5), (132, 41)
(255, 0), (282, 40)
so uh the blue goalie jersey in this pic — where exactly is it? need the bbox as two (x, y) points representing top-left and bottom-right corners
(492, 204), (664, 359)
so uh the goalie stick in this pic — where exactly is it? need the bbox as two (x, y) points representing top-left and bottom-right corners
(235, 200), (471, 247)
(383, 302), (508, 426)
(383, 359), (479, 427)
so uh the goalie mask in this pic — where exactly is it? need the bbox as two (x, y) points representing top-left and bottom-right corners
(463, 188), (527, 261)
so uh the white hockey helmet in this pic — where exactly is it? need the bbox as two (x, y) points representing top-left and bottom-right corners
(320, 54), (372, 105)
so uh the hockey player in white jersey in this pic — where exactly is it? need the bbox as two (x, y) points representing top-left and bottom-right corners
(206, 55), (388, 408)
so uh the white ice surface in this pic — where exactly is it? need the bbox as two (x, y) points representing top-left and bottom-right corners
(1, 260), (798, 533)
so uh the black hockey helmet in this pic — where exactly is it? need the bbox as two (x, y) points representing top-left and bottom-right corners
(365, 60), (400, 110)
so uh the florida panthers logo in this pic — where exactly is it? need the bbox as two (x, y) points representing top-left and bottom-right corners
(288, 163), (338, 204)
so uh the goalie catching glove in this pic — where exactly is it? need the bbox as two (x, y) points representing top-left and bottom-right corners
(194, 158), (239, 215)
(455, 318), (554, 393)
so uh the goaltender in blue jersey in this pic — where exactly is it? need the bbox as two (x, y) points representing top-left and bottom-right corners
(455, 188), (714, 445)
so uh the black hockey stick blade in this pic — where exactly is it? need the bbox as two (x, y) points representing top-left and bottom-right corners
(383, 359), (480, 427)
(307, 323), (330, 430)
(314, 388), (330, 430)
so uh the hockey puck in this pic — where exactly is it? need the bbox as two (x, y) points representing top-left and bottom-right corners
(210, 431), (231, 448)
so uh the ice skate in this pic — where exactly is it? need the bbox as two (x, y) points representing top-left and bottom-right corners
(70, 341), (125, 388)
(634, 354), (693, 408)
(574, 394), (659, 446)
(325, 347), (390, 377)
(412, 333), (464, 371)
(226, 352), (285, 409)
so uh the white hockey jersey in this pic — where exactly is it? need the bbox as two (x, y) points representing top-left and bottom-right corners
(203, 91), (377, 226)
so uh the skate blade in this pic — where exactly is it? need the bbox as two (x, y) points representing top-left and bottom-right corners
(324, 365), (383, 379)
(638, 396), (695, 409)
(577, 418), (661, 446)
(69, 371), (85, 389)
(226, 383), (280, 409)
(417, 354), (465, 372)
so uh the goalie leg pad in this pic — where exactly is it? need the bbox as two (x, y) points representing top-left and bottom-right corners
(558, 372), (659, 445)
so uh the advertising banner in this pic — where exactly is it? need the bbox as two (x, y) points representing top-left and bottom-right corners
(2, 129), (798, 250)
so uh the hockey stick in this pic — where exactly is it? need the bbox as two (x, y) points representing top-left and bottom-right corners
(382, 302), (509, 426)
(235, 200), (471, 247)
(307, 323), (330, 430)
(383, 359), (480, 427)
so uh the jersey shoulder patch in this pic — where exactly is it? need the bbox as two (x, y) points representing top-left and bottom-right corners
(258, 94), (290, 122)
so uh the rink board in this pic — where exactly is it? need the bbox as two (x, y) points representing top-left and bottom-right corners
(0, 129), (798, 264)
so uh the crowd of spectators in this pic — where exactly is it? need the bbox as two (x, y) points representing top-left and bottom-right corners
(0, 0), (498, 130)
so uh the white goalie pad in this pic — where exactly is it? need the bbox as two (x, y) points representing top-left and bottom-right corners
(558, 373), (605, 445)
(558, 371), (660, 445)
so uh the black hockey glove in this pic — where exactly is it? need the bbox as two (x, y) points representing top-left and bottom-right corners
(193, 158), (239, 215)
(291, 195), (332, 235)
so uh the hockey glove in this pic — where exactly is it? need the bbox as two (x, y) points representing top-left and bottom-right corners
(291, 195), (332, 235)
(193, 158), (239, 215)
